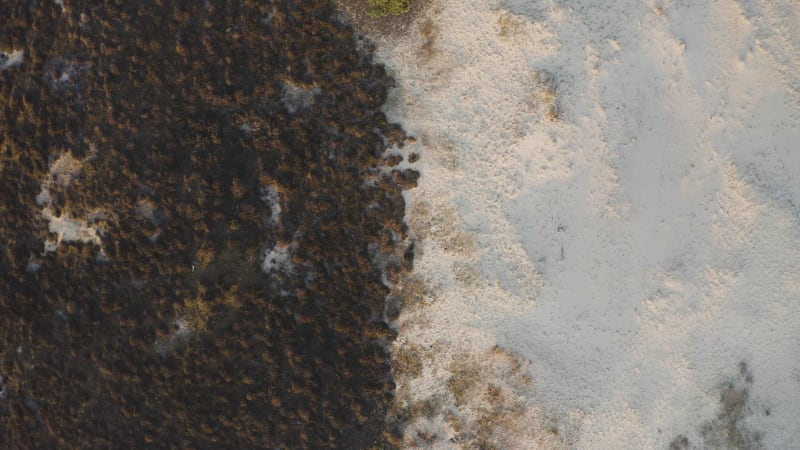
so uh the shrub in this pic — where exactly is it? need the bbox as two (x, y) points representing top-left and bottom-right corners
(368, 0), (412, 17)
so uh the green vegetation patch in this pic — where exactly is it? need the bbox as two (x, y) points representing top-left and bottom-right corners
(368, 0), (412, 17)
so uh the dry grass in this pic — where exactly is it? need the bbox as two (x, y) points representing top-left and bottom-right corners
(393, 343), (424, 378)
(529, 70), (560, 121)
(440, 347), (566, 449)
(448, 360), (482, 406)
(419, 19), (438, 61)
(497, 10), (526, 38)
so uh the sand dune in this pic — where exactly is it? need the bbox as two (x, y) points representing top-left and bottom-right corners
(371, 0), (800, 447)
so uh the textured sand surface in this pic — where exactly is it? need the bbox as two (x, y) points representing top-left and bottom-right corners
(369, 0), (800, 448)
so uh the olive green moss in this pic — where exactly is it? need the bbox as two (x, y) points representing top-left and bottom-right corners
(368, 0), (412, 17)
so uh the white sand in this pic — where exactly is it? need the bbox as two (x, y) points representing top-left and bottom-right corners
(36, 150), (105, 254)
(261, 242), (293, 274)
(0, 49), (24, 71)
(370, 0), (800, 448)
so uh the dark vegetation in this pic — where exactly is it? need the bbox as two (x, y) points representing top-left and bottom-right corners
(0, 0), (416, 448)
(670, 362), (765, 450)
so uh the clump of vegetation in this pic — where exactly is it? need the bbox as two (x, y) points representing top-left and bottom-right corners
(672, 361), (765, 450)
(369, 0), (412, 17)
